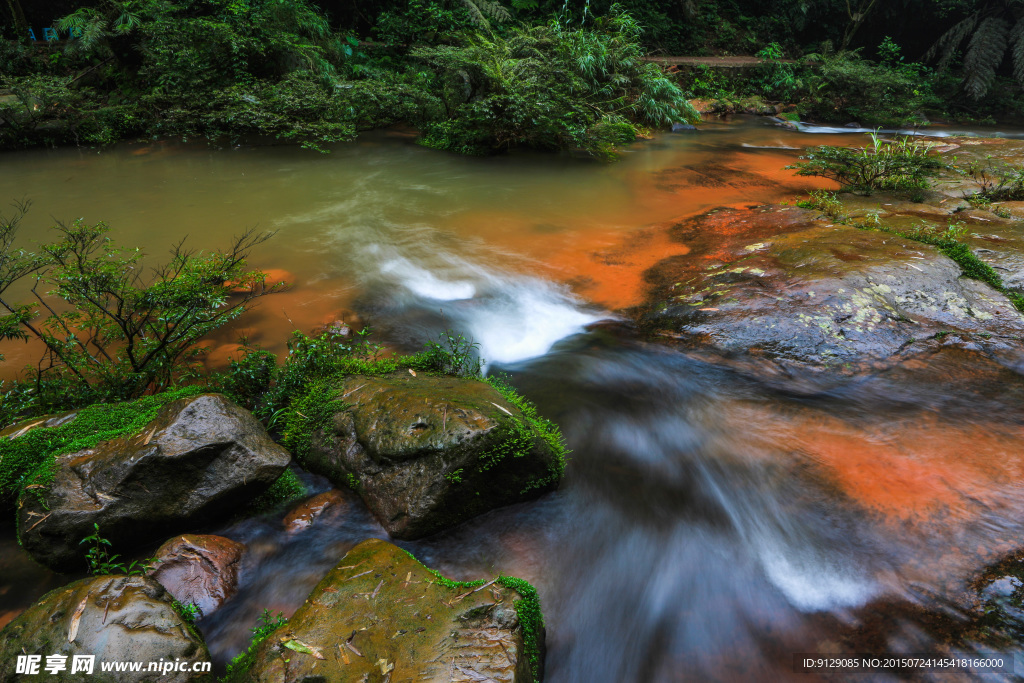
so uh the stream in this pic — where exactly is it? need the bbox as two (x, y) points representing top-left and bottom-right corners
(2, 117), (1024, 681)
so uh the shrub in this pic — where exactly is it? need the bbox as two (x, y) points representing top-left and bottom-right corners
(958, 157), (1024, 202)
(799, 51), (938, 127)
(787, 132), (944, 193)
(0, 204), (285, 404)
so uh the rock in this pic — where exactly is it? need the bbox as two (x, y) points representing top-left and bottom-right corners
(303, 373), (563, 540)
(282, 489), (349, 533)
(234, 538), (541, 683)
(638, 206), (1024, 371)
(0, 575), (210, 682)
(18, 394), (290, 572)
(149, 535), (245, 618)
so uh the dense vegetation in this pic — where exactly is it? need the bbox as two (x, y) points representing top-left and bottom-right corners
(2, 0), (1023, 156)
(0, 0), (697, 157)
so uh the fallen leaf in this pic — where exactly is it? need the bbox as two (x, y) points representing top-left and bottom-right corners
(370, 579), (383, 599)
(344, 641), (363, 657)
(490, 402), (514, 417)
(68, 596), (88, 642)
(377, 658), (394, 675)
(408, 369), (417, 377)
(282, 639), (325, 660)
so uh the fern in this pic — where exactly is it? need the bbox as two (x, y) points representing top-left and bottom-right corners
(1011, 19), (1024, 85)
(925, 2), (1024, 99)
(458, 0), (512, 29)
(962, 17), (1010, 100)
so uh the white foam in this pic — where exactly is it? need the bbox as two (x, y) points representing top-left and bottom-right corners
(758, 543), (877, 612)
(379, 256), (477, 301)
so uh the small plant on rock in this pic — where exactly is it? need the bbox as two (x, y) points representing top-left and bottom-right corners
(788, 132), (944, 194)
(80, 523), (152, 576)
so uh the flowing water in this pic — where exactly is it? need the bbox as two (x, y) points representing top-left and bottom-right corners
(2, 117), (1024, 681)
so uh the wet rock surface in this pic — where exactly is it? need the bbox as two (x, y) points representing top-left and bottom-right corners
(150, 535), (245, 619)
(18, 394), (290, 572)
(638, 205), (1024, 373)
(236, 538), (539, 683)
(305, 373), (561, 540)
(0, 575), (210, 682)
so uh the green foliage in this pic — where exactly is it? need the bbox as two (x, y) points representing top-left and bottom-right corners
(0, 385), (203, 509)
(958, 157), (1024, 201)
(925, 2), (1024, 100)
(222, 609), (288, 682)
(788, 133), (945, 193)
(80, 522), (154, 575)
(798, 51), (939, 127)
(796, 189), (847, 221)
(411, 7), (697, 158)
(214, 349), (278, 411)
(407, 329), (483, 377)
(0, 206), (283, 405)
(255, 328), (394, 426)
(171, 600), (203, 625)
(280, 377), (349, 465)
(246, 468), (308, 514)
(484, 375), (567, 493)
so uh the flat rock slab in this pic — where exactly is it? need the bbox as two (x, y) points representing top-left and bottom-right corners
(235, 538), (539, 683)
(305, 373), (561, 540)
(18, 393), (289, 572)
(639, 206), (1024, 371)
(0, 575), (210, 682)
(150, 535), (245, 619)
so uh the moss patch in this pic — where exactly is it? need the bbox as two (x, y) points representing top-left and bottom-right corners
(484, 376), (568, 494)
(246, 468), (307, 515)
(405, 549), (546, 681)
(0, 385), (205, 509)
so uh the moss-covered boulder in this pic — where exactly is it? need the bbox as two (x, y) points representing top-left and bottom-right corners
(150, 535), (245, 618)
(230, 538), (542, 683)
(286, 373), (565, 539)
(0, 575), (210, 682)
(15, 393), (290, 572)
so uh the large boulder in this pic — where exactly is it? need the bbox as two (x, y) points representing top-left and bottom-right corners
(232, 538), (542, 683)
(149, 535), (245, 619)
(300, 373), (563, 539)
(0, 575), (210, 683)
(638, 206), (1024, 372)
(18, 393), (290, 572)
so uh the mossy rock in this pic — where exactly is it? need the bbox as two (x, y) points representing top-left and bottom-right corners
(0, 574), (211, 682)
(16, 393), (290, 572)
(289, 373), (564, 540)
(229, 538), (542, 683)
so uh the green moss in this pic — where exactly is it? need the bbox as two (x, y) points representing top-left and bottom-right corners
(280, 377), (348, 466)
(404, 549), (545, 681)
(246, 468), (307, 515)
(0, 385), (205, 509)
(484, 376), (568, 494)
(221, 609), (288, 683)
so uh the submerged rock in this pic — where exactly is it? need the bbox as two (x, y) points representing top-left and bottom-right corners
(282, 489), (349, 533)
(232, 538), (542, 683)
(150, 535), (245, 619)
(0, 575), (210, 682)
(299, 373), (563, 540)
(18, 393), (290, 572)
(638, 206), (1024, 372)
